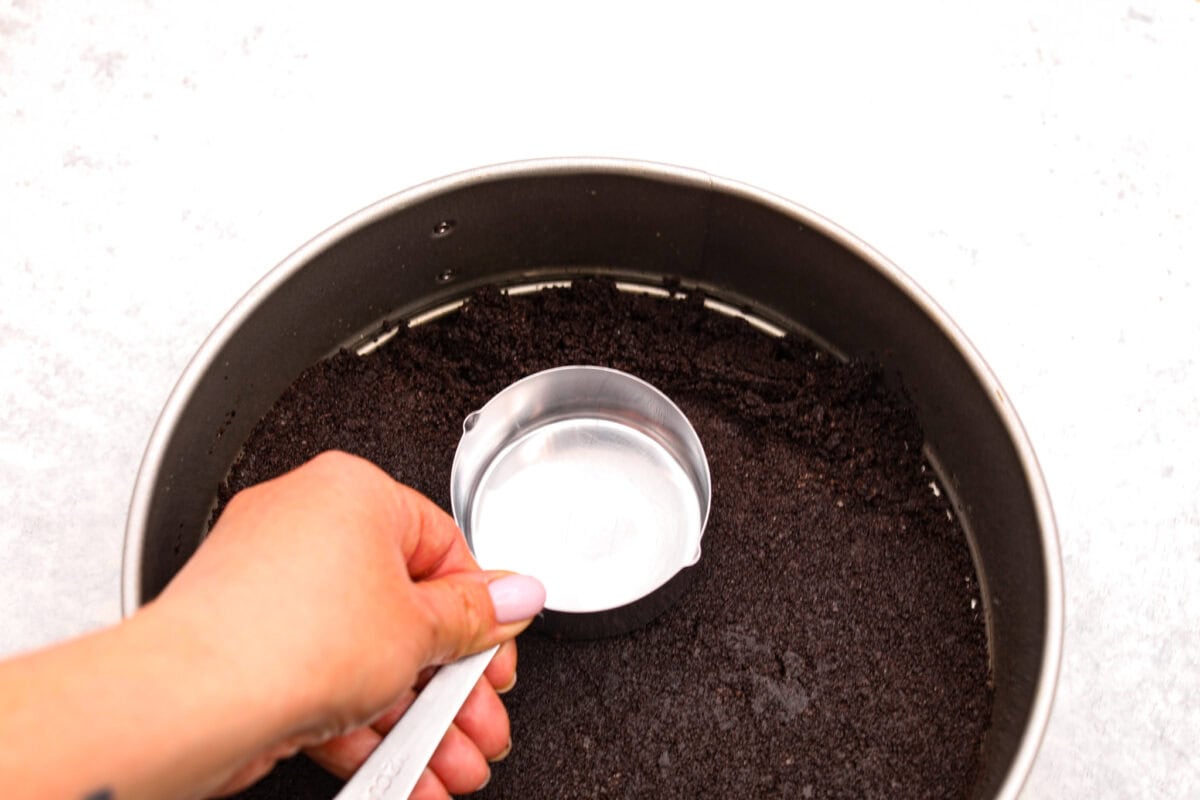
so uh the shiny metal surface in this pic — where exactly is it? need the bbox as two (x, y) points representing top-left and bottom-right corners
(334, 647), (497, 800)
(123, 158), (1062, 799)
(452, 366), (710, 634)
(340, 366), (712, 799)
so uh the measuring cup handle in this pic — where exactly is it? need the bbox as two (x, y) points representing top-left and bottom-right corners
(333, 645), (499, 800)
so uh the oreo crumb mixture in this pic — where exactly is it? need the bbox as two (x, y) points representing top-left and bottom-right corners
(224, 280), (991, 800)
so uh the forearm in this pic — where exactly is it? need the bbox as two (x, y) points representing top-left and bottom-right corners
(0, 454), (536, 799)
(0, 600), (305, 800)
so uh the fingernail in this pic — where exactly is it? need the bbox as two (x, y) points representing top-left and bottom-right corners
(489, 738), (513, 763)
(476, 767), (492, 791)
(497, 671), (517, 694)
(488, 575), (546, 624)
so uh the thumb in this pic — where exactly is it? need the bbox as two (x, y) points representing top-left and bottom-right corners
(412, 571), (546, 664)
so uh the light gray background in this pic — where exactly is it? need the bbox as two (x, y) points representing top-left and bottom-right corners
(2, 1), (1197, 797)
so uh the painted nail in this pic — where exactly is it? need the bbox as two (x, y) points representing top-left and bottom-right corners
(488, 574), (546, 624)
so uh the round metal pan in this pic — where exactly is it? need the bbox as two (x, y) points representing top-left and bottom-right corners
(122, 158), (1062, 799)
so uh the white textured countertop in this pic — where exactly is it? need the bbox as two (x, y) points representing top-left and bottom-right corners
(2, 2), (1197, 797)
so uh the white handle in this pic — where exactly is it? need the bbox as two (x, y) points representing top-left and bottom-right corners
(334, 645), (498, 800)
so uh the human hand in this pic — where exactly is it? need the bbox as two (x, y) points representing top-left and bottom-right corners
(152, 450), (545, 798)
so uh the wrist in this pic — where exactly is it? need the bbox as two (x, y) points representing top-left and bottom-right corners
(0, 599), (315, 800)
(133, 595), (318, 755)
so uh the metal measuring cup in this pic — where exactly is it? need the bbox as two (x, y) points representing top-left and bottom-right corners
(337, 366), (712, 799)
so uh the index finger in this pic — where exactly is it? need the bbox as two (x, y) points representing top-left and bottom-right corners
(389, 481), (481, 581)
